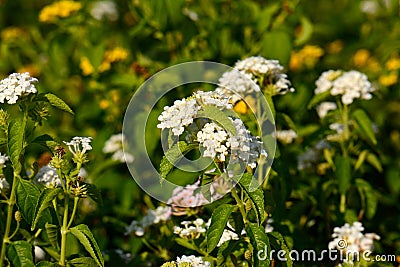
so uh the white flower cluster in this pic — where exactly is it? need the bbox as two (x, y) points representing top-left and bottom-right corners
(217, 226), (240, 247)
(36, 165), (62, 188)
(0, 153), (9, 168)
(328, 222), (380, 253)
(103, 133), (134, 163)
(167, 181), (209, 215)
(316, 102), (337, 118)
(327, 123), (345, 141)
(157, 98), (200, 136)
(174, 218), (206, 239)
(297, 140), (331, 170)
(125, 206), (171, 236)
(274, 129), (297, 144)
(157, 89), (235, 137)
(197, 118), (266, 168)
(90, 1), (118, 21)
(216, 70), (259, 103)
(234, 56), (294, 95)
(176, 255), (211, 267)
(0, 177), (10, 194)
(0, 72), (38, 104)
(265, 218), (274, 233)
(315, 70), (375, 105)
(64, 136), (93, 156)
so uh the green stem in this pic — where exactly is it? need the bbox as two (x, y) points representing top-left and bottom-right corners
(67, 197), (79, 229)
(340, 194), (346, 214)
(231, 188), (247, 223)
(59, 193), (69, 266)
(0, 175), (19, 267)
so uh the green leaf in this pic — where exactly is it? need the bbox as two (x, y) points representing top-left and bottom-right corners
(261, 30), (292, 65)
(366, 152), (383, 173)
(238, 173), (264, 225)
(307, 90), (331, 109)
(44, 93), (74, 115)
(7, 119), (26, 173)
(69, 257), (99, 267)
(197, 105), (237, 135)
(6, 241), (34, 267)
(16, 178), (52, 228)
(295, 16), (313, 46)
(245, 223), (270, 267)
(335, 155), (351, 194)
(31, 134), (59, 150)
(206, 204), (234, 253)
(216, 239), (239, 266)
(86, 184), (103, 205)
(355, 150), (368, 171)
(268, 232), (293, 266)
(352, 109), (377, 145)
(32, 188), (62, 230)
(280, 113), (297, 131)
(45, 223), (59, 250)
(70, 224), (104, 267)
(355, 179), (378, 219)
(159, 141), (197, 180)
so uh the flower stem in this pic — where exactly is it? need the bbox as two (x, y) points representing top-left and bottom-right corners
(0, 174), (19, 267)
(231, 187), (247, 223)
(67, 197), (79, 229)
(59, 193), (69, 266)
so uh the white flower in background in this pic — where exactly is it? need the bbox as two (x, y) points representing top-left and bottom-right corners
(0, 153), (8, 168)
(64, 136), (93, 156)
(217, 227), (239, 247)
(315, 70), (375, 105)
(274, 129), (297, 144)
(265, 218), (274, 233)
(176, 255), (211, 267)
(0, 72), (38, 104)
(114, 249), (133, 264)
(167, 181), (209, 215)
(157, 98), (200, 136)
(316, 102), (337, 118)
(182, 7), (199, 21)
(0, 177), (10, 194)
(216, 70), (259, 103)
(314, 70), (342, 94)
(34, 246), (46, 262)
(297, 140), (330, 170)
(103, 133), (134, 163)
(90, 1), (118, 21)
(326, 123), (345, 141)
(125, 206), (172, 236)
(360, 0), (379, 15)
(36, 165), (62, 188)
(174, 218), (207, 239)
(194, 90), (233, 109)
(328, 222), (380, 254)
(234, 56), (294, 95)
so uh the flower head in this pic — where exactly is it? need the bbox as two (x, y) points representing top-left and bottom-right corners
(329, 222), (380, 254)
(39, 1), (82, 23)
(274, 129), (297, 144)
(90, 1), (119, 21)
(125, 206), (171, 236)
(103, 133), (134, 163)
(0, 72), (38, 104)
(167, 181), (209, 215)
(63, 137), (93, 164)
(0, 153), (8, 168)
(216, 70), (259, 103)
(36, 165), (62, 188)
(0, 177), (10, 194)
(176, 255), (211, 267)
(315, 70), (375, 105)
(316, 102), (337, 118)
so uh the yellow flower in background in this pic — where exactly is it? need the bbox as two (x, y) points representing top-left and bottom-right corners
(1, 27), (26, 41)
(386, 57), (400, 71)
(103, 47), (129, 63)
(326, 40), (344, 54)
(39, 1), (82, 23)
(353, 49), (370, 68)
(289, 45), (324, 71)
(98, 47), (129, 73)
(233, 100), (248, 114)
(80, 57), (95, 76)
(379, 72), (398, 87)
